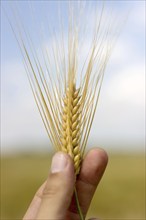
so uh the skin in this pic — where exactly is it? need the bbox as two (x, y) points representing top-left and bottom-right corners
(23, 148), (108, 220)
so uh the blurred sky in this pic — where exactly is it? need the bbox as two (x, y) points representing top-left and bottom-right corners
(1, 1), (145, 153)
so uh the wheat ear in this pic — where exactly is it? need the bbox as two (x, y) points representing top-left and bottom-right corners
(61, 84), (81, 174)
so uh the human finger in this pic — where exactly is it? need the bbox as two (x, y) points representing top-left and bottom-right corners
(23, 182), (46, 220)
(36, 152), (75, 220)
(68, 148), (108, 219)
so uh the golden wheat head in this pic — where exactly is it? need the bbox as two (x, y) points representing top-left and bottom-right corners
(8, 1), (121, 175)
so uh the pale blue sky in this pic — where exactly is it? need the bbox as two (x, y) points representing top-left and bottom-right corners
(1, 1), (145, 153)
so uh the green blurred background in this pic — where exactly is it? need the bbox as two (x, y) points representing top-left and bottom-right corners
(1, 150), (145, 219)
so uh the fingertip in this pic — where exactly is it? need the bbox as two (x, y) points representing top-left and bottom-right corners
(88, 147), (108, 167)
(51, 151), (74, 174)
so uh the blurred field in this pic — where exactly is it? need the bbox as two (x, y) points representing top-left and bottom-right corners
(1, 151), (145, 219)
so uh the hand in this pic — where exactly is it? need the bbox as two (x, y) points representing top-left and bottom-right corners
(23, 148), (108, 220)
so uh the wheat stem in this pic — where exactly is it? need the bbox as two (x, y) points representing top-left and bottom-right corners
(74, 187), (84, 220)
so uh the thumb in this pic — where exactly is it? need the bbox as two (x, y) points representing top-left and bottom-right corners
(36, 152), (75, 220)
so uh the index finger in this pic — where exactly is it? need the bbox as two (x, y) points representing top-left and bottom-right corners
(67, 148), (108, 219)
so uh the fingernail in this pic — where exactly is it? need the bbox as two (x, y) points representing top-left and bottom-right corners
(51, 152), (68, 173)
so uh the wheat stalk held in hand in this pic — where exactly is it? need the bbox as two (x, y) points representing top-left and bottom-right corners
(6, 1), (123, 219)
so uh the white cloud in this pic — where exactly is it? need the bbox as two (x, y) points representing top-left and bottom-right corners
(90, 64), (145, 151)
(1, 60), (49, 151)
(107, 66), (145, 106)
